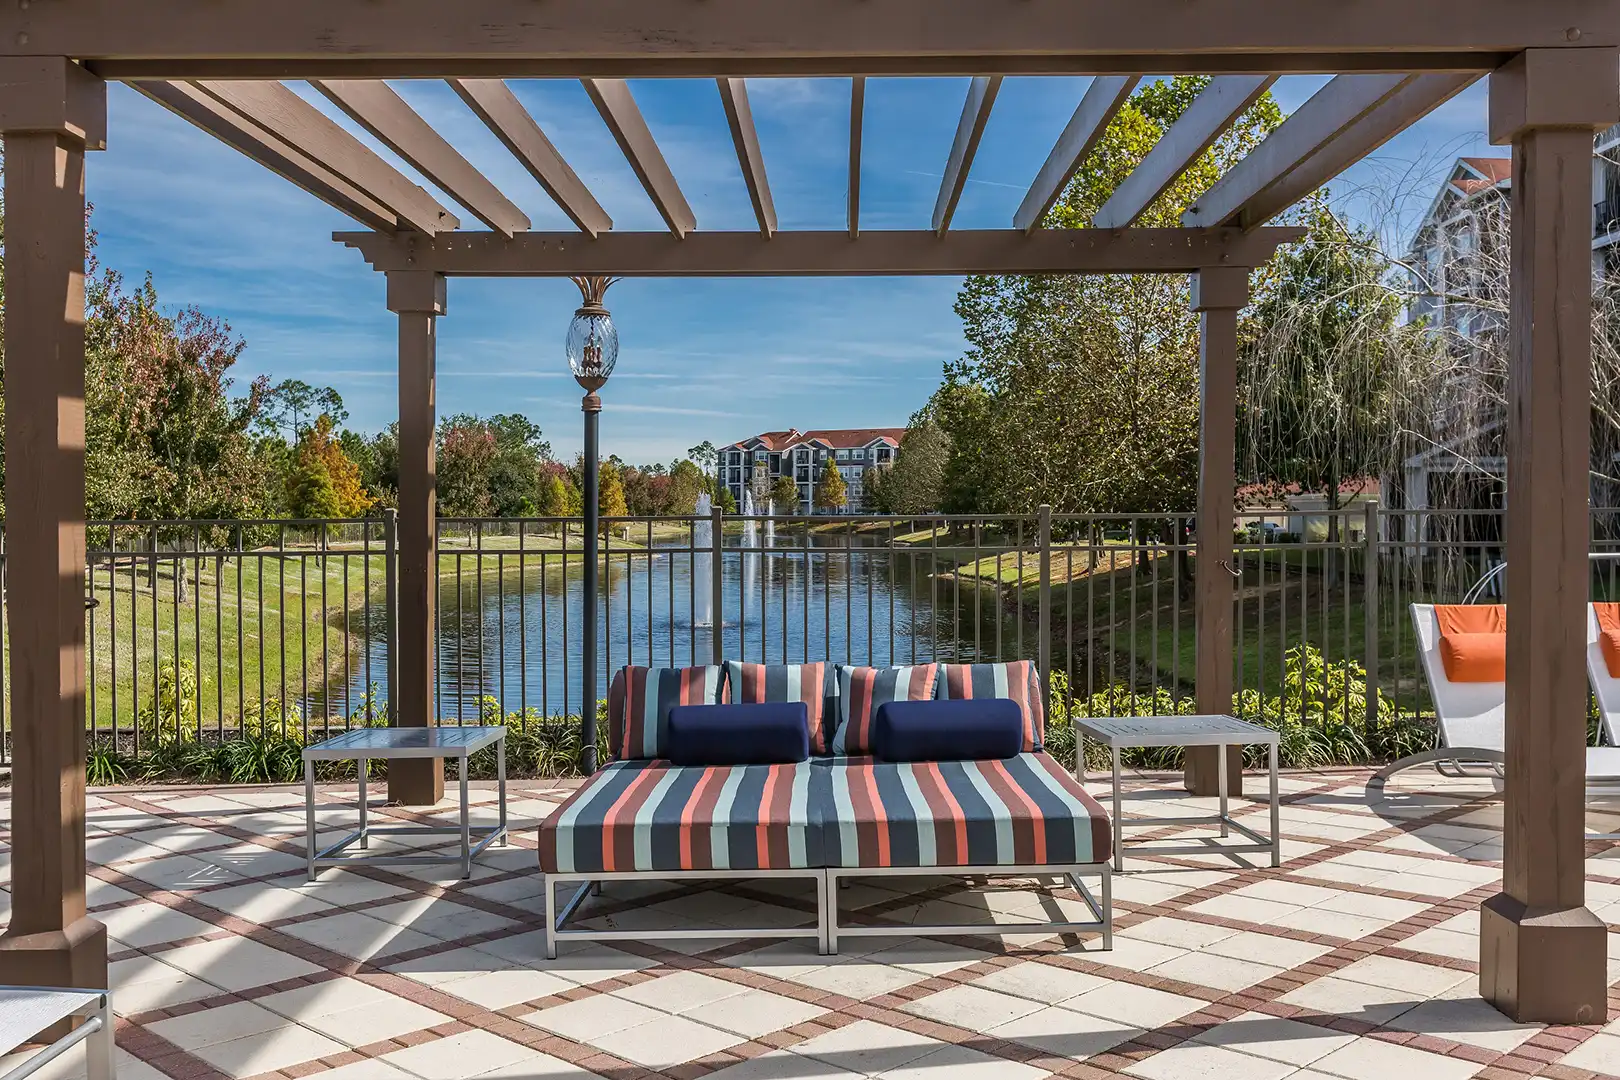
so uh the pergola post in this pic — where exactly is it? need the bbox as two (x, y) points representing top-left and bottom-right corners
(1480, 47), (1619, 1024)
(0, 57), (109, 998)
(1187, 266), (1248, 797)
(387, 270), (447, 805)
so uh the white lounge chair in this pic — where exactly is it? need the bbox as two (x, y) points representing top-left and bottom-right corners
(1372, 603), (1620, 792)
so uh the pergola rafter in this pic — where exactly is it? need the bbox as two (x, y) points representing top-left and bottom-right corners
(2, 1), (1618, 1029)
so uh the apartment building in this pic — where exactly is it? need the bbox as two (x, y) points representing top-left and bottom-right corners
(719, 428), (905, 513)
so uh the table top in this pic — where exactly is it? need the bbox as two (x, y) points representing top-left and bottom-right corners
(1073, 714), (1279, 748)
(0, 987), (105, 1055)
(303, 726), (506, 760)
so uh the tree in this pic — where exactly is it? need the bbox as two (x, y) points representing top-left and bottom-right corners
(485, 413), (551, 516)
(597, 463), (629, 531)
(286, 455), (342, 519)
(937, 76), (1285, 515)
(873, 419), (949, 514)
(289, 415), (374, 517)
(261, 379), (345, 440)
(535, 467), (571, 517)
(666, 459), (707, 515)
(815, 456), (848, 513)
(436, 419), (498, 517)
(686, 440), (719, 473)
(769, 475), (800, 513)
(717, 486), (738, 514)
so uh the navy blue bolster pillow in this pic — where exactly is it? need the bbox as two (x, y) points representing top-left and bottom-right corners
(874, 698), (1023, 762)
(665, 701), (810, 766)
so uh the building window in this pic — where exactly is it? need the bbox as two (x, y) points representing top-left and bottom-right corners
(769, 452), (781, 473)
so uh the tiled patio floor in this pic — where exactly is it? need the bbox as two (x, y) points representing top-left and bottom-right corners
(7, 768), (1620, 1080)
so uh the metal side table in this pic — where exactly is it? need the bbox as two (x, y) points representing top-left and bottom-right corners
(303, 726), (507, 881)
(1, 987), (114, 1080)
(1076, 714), (1280, 871)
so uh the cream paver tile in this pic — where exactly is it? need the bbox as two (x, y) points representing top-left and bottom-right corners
(863, 939), (991, 975)
(682, 987), (827, 1038)
(187, 881), (337, 923)
(381, 1031), (544, 1080)
(151, 936), (323, 991)
(612, 970), (750, 1013)
(897, 984), (1043, 1030)
(308, 1061), (420, 1080)
(1071, 935), (1187, 973)
(1311, 891), (1430, 922)
(875, 1042), (1047, 1080)
(1278, 976), (1423, 1027)
(1309, 1034), (1483, 1080)
(1361, 872), (1482, 899)
(302, 998), (453, 1045)
(461, 876), (548, 906)
(467, 933), (653, 982)
(719, 941), (828, 980)
(1192, 1010), (1355, 1065)
(298, 875), (412, 905)
(522, 995), (665, 1042)
(1386, 997), (1542, 1053)
(1064, 981), (1206, 1028)
(121, 853), (242, 891)
(1289, 863), (1391, 887)
(1184, 893), (1305, 924)
(1400, 927), (1477, 961)
(99, 903), (216, 947)
(385, 946), (519, 987)
(85, 878), (140, 910)
(277, 909), (443, 961)
(441, 968), (574, 1009)
(790, 1019), (944, 1076)
(107, 964), (219, 1015)
(987, 1005), (1139, 1060)
(466, 1053), (596, 1080)
(1200, 930), (1334, 968)
(970, 961), (1109, 1005)
(190, 1026), (347, 1079)
(192, 843), (308, 878)
(1270, 907), (1391, 940)
(1332, 955), (1473, 997)
(1564, 1031), (1620, 1073)
(1119, 917), (1242, 950)
(1226, 880), (1345, 908)
(369, 898), (520, 941)
(1148, 951), (1283, 993)
(1108, 875), (1202, 906)
(707, 1049), (864, 1079)
(1123, 1040), (1296, 1080)
(589, 1015), (744, 1070)
(148, 1001), (289, 1050)
(258, 978), (401, 1019)
(787, 958), (930, 999)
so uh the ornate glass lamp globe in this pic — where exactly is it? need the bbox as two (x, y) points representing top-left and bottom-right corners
(566, 275), (619, 392)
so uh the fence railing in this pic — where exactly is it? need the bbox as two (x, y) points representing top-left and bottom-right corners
(9, 504), (1620, 765)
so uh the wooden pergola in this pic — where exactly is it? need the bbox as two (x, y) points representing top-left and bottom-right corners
(0, 1), (1615, 1025)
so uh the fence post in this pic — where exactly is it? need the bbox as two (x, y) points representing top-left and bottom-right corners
(1363, 498), (1379, 735)
(383, 508), (398, 723)
(711, 504), (724, 665)
(1037, 505), (1052, 720)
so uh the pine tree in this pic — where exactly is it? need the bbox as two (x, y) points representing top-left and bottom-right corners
(815, 456), (848, 513)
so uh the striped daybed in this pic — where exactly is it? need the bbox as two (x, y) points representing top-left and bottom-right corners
(538, 661), (1112, 957)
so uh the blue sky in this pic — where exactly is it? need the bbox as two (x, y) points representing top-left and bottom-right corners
(86, 76), (1495, 464)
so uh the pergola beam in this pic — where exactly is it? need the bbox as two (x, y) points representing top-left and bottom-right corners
(311, 79), (529, 235)
(1016, 75), (1140, 233)
(1182, 74), (1417, 229)
(848, 76), (865, 238)
(10, 1), (1618, 76)
(933, 75), (1002, 235)
(193, 80), (459, 234)
(449, 78), (612, 237)
(717, 78), (777, 238)
(583, 77), (697, 237)
(1213, 73), (1482, 229)
(337, 226), (1304, 276)
(1094, 75), (1277, 229)
(135, 81), (400, 233)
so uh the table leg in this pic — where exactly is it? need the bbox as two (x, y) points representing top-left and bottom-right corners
(305, 758), (317, 882)
(460, 754), (472, 878)
(1076, 728), (1086, 783)
(1218, 742), (1229, 838)
(88, 995), (114, 1080)
(1270, 740), (1281, 867)
(358, 756), (369, 850)
(1111, 744), (1124, 873)
(497, 733), (508, 847)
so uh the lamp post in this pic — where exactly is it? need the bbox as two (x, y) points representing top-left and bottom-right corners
(566, 275), (619, 774)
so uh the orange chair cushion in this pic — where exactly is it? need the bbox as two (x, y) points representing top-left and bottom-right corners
(1434, 605), (1506, 683)
(1595, 603), (1620, 678)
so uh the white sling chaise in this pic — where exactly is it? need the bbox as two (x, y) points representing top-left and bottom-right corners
(1373, 603), (1620, 792)
(1587, 603), (1620, 748)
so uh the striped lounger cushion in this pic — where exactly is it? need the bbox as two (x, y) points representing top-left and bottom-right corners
(611, 665), (726, 760)
(937, 660), (1045, 751)
(831, 663), (938, 755)
(816, 751), (1111, 868)
(725, 661), (831, 754)
(539, 759), (820, 874)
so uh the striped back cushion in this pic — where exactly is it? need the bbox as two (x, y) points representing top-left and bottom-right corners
(832, 664), (938, 755)
(617, 665), (725, 760)
(724, 662), (831, 754)
(937, 660), (1045, 751)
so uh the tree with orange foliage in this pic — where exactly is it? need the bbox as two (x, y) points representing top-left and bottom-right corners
(288, 415), (374, 518)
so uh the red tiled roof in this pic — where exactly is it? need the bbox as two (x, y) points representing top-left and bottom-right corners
(798, 428), (907, 449)
(1452, 157), (1511, 196)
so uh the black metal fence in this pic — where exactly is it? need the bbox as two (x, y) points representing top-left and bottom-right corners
(7, 504), (1620, 765)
